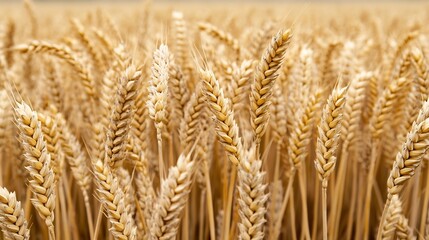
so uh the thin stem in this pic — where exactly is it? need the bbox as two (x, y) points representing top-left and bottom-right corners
(93, 205), (103, 240)
(256, 142), (261, 161)
(59, 185), (71, 240)
(346, 152), (358, 240)
(24, 186), (32, 221)
(55, 187), (61, 240)
(362, 141), (381, 240)
(273, 169), (296, 236)
(204, 161), (216, 240)
(157, 132), (165, 182)
(48, 226), (56, 240)
(330, 146), (349, 240)
(268, 144), (282, 237)
(83, 191), (94, 240)
(409, 167), (421, 230)
(311, 177), (320, 240)
(169, 135), (174, 168)
(419, 164), (429, 238)
(290, 189), (297, 240)
(63, 175), (79, 240)
(199, 193), (206, 240)
(355, 173), (365, 240)
(0, 155), (3, 186)
(322, 185), (328, 240)
(222, 165), (237, 240)
(298, 168), (311, 240)
(182, 203), (189, 240)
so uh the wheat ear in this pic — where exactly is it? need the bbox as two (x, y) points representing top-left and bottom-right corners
(330, 72), (371, 238)
(148, 44), (169, 180)
(230, 60), (253, 114)
(127, 136), (155, 238)
(37, 112), (64, 182)
(172, 11), (191, 76)
(314, 86), (347, 240)
(237, 146), (269, 240)
(93, 159), (136, 240)
(43, 58), (63, 111)
(380, 195), (402, 240)
(362, 76), (410, 239)
(396, 215), (413, 240)
(70, 18), (104, 73)
(200, 68), (244, 166)
(180, 83), (205, 151)
(380, 195), (413, 240)
(169, 61), (190, 128)
(200, 67), (245, 239)
(92, 68), (116, 161)
(13, 41), (95, 99)
(105, 65), (141, 169)
(290, 48), (318, 239)
(410, 47), (429, 100)
(14, 101), (56, 240)
(0, 187), (30, 240)
(116, 168), (136, 226)
(250, 22), (275, 59)
(250, 29), (292, 154)
(376, 101), (429, 239)
(150, 153), (195, 240)
(272, 89), (322, 240)
(198, 22), (242, 58)
(55, 113), (93, 237)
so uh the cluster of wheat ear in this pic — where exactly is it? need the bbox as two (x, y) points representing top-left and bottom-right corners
(0, 0), (429, 239)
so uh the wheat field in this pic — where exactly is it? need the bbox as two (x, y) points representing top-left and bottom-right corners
(0, 0), (428, 239)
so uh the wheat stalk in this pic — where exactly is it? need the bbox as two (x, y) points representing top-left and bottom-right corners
(330, 72), (371, 238)
(314, 85), (347, 240)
